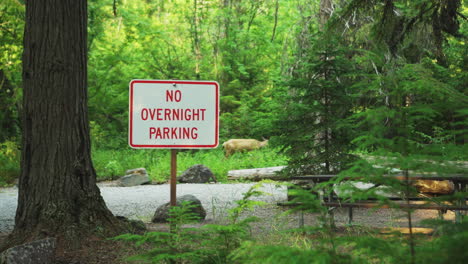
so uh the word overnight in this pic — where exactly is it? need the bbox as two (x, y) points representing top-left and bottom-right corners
(141, 108), (206, 121)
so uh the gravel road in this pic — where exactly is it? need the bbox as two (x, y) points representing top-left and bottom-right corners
(0, 183), (287, 233)
(0, 183), (455, 234)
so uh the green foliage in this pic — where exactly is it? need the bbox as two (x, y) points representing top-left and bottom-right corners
(0, 0), (23, 142)
(104, 160), (123, 180)
(350, 235), (412, 264)
(337, 20), (467, 264)
(349, 51), (468, 164)
(229, 180), (468, 264)
(227, 182), (267, 223)
(117, 183), (267, 263)
(237, 179), (466, 264)
(0, 0), (23, 86)
(232, 241), (354, 264)
(0, 1), (466, 262)
(115, 201), (206, 263)
(197, 183), (268, 263)
(231, 185), (366, 263)
(84, 0), (302, 148)
(332, 0), (465, 66)
(92, 147), (287, 182)
(416, 220), (468, 264)
(230, 183), (358, 264)
(276, 33), (358, 175)
(0, 140), (20, 186)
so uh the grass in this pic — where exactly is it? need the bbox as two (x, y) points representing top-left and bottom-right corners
(91, 147), (288, 183)
(0, 141), (288, 185)
(0, 140), (20, 187)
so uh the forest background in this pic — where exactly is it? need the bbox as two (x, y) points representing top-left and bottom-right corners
(1, 1), (468, 263)
(1, 0), (467, 184)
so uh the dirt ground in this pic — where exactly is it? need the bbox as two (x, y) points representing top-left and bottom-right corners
(0, 204), (461, 264)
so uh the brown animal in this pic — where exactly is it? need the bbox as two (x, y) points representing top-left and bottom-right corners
(222, 139), (269, 157)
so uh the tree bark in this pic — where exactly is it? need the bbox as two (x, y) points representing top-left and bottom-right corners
(7, 0), (127, 249)
(271, 0), (279, 42)
(319, 0), (333, 29)
(192, 0), (202, 79)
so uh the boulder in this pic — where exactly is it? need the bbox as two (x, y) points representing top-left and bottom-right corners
(125, 168), (147, 175)
(119, 168), (151, 187)
(178, 164), (216, 183)
(334, 181), (397, 198)
(0, 237), (56, 264)
(152, 194), (206, 223)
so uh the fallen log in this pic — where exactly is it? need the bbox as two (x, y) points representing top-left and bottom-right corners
(227, 166), (287, 181)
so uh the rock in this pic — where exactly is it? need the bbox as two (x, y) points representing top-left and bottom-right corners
(119, 168), (151, 187)
(119, 174), (150, 187)
(178, 165), (216, 183)
(334, 181), (397, 198)
(152, 194), (206, 223)
(0, 237), (56, 264)
(413, 180), (455, 194)
(125, 168), (147, 175)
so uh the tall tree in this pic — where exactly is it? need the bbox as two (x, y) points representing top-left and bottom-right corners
(6, 0), (127, 248)
(277, 33), (357, 175)
(276, 0), (357, 175)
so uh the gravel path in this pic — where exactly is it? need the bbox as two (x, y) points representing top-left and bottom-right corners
(0, 183), (287, 233)
(0, 183), (455, 234)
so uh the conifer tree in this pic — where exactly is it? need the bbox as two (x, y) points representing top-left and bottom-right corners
(277, 34), (357, 175)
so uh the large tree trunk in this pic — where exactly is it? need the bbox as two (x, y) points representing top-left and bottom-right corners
(8, 0), (126, 248)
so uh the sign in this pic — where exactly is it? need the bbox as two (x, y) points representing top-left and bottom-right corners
(129, 80), (219, 148)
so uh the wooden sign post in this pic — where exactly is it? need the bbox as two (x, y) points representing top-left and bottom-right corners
(170, 149), (177, 206)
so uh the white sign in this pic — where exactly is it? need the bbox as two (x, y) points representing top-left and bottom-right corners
(129, 80), (219, 148)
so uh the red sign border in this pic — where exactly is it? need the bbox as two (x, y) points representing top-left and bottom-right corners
(129, 80), (219, 149)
